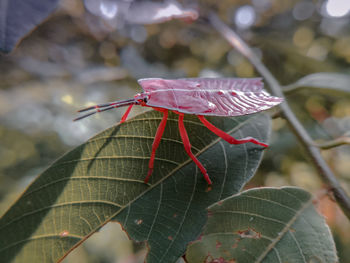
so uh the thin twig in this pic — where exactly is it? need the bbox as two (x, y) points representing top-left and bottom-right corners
(282, 85), (306, 94)
(314, 137), (350, 150)
(208, 13), (350, 219)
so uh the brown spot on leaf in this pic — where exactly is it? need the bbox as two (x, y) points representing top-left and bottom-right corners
(223, 250), (230, 257)
(59, 230), (69, 237)
(205, 253), (213, 263)
(308, 256), (323, 263)
(232, 239), (239, 248)
(237, 228), (261, 239)
(208, 257), (233, 263)
(168, 236), (173, 240)
(206, 185), (212, 192)
(135, 219), (143, 225)
(216, 241), (222, 249)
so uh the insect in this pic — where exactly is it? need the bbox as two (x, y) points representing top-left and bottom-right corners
(75, 78), (283, 185)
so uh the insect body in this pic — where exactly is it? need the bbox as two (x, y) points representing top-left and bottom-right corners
(75, 78), (283, 185)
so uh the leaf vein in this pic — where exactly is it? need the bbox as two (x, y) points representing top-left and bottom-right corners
(146, 183), (163, 240)
(0, 233), (82, 252)
(214, 210), (287, 226)
(254, 198), (313, 262)
(242, 195), (299, 213)
(0, 201), (122, 231)
(289, 231), (307, 262)
(159, 167), (199, 261)
(53, 156), (181, 167)
(22, 176), (147, 199)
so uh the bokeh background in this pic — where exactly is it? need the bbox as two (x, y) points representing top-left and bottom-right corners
(1, 0), (350, 262)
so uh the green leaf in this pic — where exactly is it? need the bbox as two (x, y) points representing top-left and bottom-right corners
(186, 187), (338, 263)
(0, 111), (271, 263)
(284, 73), (350, 94)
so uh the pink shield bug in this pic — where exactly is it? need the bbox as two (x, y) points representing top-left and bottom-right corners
(75, 78), (283, 185)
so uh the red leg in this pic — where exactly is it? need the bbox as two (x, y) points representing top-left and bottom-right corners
(144, 109), (168, 183)
(197, 115), (268, 147)
(120, 104), (134, 124)
(177, 113), (212, 185)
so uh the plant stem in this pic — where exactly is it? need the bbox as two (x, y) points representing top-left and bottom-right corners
(208, 13), (350, 219)
(314, 137), (350, 150)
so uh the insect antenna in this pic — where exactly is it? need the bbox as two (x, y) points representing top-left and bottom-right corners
(74, 98), (137, 121)
(77, 98), (136, 112)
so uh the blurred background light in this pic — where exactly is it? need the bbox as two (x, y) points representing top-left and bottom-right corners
(252, 0), (271, 12)
(130, 25), (148, 43)
(153, 2), (183, 20)
(293, 26), (314, 48)
(234, 5), (256, 29)
(307, 42), (329, 61)
(320, 17), (348, 36)
(100, 0), (118, 19)
(323, 0), (350, 17)
(293, 1), (315, 20)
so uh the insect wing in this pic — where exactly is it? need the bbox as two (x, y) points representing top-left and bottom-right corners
(138, 78), (207, 112)
(185, 77), (264, 92)
(138, 78), (282, 116)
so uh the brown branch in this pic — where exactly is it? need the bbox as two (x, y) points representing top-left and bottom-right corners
(314, 137), (350, 150)
(208, 13), (350, 219)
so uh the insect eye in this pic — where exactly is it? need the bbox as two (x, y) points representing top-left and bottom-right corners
(143, 97), (148, 103)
